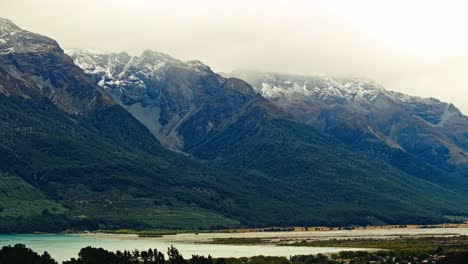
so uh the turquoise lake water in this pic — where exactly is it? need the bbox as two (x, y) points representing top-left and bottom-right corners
(0, 233), (363, 262)
(2, 228), (467, 262)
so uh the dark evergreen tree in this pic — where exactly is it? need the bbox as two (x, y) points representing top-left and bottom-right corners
(168, 246), (186, 264)
(190, 255), (213, 264)
(0, 244), (57, 264)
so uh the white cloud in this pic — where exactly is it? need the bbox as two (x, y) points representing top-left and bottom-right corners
(1, 0), (467, 113)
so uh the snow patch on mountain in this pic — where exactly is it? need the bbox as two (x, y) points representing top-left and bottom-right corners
(253, 73), (389, 106)
(67, 49), (220, 150)
(67, 49), (213, 93)
(0, 17), (60, 55)
(0, 18), (21, 54)
(230, 71), (466, 128)
(240, 71), (444, 107)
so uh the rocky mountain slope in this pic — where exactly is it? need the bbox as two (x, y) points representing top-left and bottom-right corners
(230, 71), (468, 182)
(67, 48), (468, 225)
(66, 49), (286, 150)
(0, 18), (467, 232)
(0, 18), (263, 231)
(0, 18), (114, 114)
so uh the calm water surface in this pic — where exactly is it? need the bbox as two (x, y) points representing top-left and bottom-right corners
(1, 228), (467, 262)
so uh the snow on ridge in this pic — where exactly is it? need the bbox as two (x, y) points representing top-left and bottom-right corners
(186, 60), (211, 72)
(0, 18), (62, 55)
(0, 18), (20, 35)
(256, 73), (387, 104)
(250, 72), (456, 112)
(249, 71), (468, 124)
(67, 49), (214, 91)
(67, 49), (201, 93)
(388, 90), (441, 104)
(0, 18), (22, 54)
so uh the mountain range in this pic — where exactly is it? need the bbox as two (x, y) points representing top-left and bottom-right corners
(229, 71), (468, 177)
(0, 18), (467, 232)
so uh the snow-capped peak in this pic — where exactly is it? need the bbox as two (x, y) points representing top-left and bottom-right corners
(0, 18), (22, 53)
(0, 18), (20, 31)
(66, 49), (216, 97)
(0, 17), (59, 55)
(248, 72), (388, 105)
(230, 71), (466, 123)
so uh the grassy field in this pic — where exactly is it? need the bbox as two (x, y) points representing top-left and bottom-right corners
(96, 229), (214, 237)
(209, 235), (468, 254)
(284, 235), (468, 253)
(209, 237), (268, 244)
(0, 174), (68, 218)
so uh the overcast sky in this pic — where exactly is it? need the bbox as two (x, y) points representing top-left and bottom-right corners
(1, 0), (467, 114)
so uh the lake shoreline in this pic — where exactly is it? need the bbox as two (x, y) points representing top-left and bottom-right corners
(0, 233), (376, 262)
(2, 227), (467, 262)
(1, 221), (467, 237)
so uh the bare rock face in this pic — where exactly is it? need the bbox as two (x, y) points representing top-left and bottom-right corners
(230, 70), (468, 175)
(0, 18), (114, 114)
(68, 49), (280, 150)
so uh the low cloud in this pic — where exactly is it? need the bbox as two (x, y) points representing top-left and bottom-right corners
(1, 0), (467, 113)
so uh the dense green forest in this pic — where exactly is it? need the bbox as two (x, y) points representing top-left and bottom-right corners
(1, 95), (468, 232)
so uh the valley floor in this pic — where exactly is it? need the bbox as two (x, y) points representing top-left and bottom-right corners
(94, 223), (468, 242)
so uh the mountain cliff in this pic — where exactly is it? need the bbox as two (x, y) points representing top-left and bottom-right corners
(230, 71), (468, 185)
(0, 18), (114, 114)
(67, 49), (286, 150)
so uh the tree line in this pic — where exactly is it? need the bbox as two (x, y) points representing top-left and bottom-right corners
(0, 244), (467, 264)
